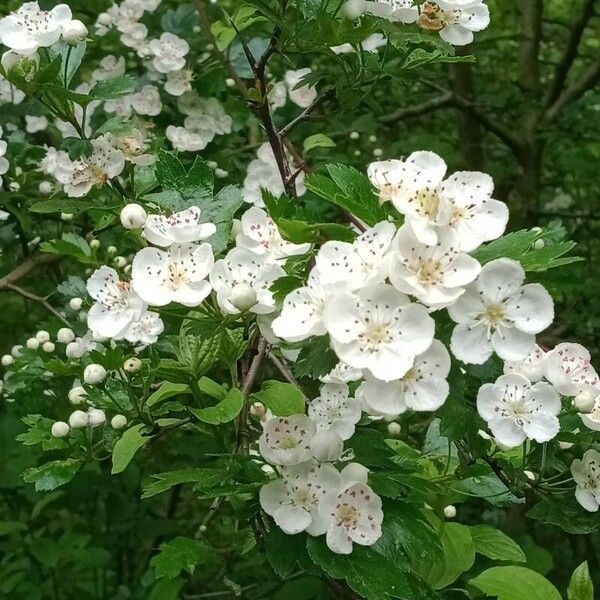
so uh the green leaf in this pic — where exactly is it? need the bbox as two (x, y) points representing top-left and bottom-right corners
(161, 4), (199, 34)
(470, 525), (526, 563)
(303, 133), (336, 153)
(147, 382), (191, 407)
(265, 530), (313, 578)
(16, 414), (67, 451)
(252, 380), (305, 416)
(432, 523), (475, 589)
(40, 232), (94, 264)
(111, 424), (152, 474)
(197, 376), (227, 399)
(293, 336), (338, 379)
(567, 561), (594, 600)
(151, 537), (214, 579)
(22, 459), (82, 491)
(61, 136), (93, 160)
(189, 387), (244, 424)
(142, 468), (224, 499)
(0, 521), (27, 536)
(527, 495), (600, 534)
(469, 566), (561, 600)
(149, 578), (184, 600)
(90, 75), (136, 100)
(30, 197), (97, 214)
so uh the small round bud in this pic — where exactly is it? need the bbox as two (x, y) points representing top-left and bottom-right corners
(9, 182), (20, 192)
(477, 429), (492, 440)
(114, 256), (127, 268)
(39, 181), (53, 194)
(215, 168), (228, 179)
(231, 218), (242, 238)
(350, 131), (359, 140)
(225, 78), (235, 87)
(353, 150), (361, 156)
(533, 239), (545, 250)
(97, 12), (111, 25)
(198, 524), (207, 534)
(51, 421), (70, 438)
(523, 470), (536, 481)
(69, 410), (89, 429)
(230, 283), (257, 312)
(343, 0), (366, 18)
(57, 328), (75, 344)
(531, 226), (543, 234)
(206, 160), (218, 170)
(574, 391), (596, 413)
(372, 148), (383, 157)
(107, 245), (117, 256)
(1, 354), (14, 367)
(120, 203), (147, 229)
(36, 330), (50, 343)
(443, 505), (457, 519)
(83, 363), (107, 385)
(111, 414), (128, 429)
(250, 401), (266, 418)
(66, 341), (82, 359)
(26, 337), (40, 350)
(69, 297), (83, 310)
(88, 407), (106, 427)
(68, 386), (87, 405)
(368, 134), (377, 143)
(42, 341), (55, 353)
(62, 19), (88, 45)
(89, 239), (100, 250)
(11, 344), (23, 357)
(123, 357), (142, 373)
(387, 422), (401, 436)
(61, 212), (73, 222)
(559, 441), (574, 450)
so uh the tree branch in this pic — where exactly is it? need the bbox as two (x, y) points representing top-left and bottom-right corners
(267, 351), (299, 386)
(1, 282), (71, 327)
(378, 92), (454, 124)
(0, 254), (59, 289)
(518, 0), (544, 97)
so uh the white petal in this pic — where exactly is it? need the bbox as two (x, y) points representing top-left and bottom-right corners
(477, 258), (525, 303)
(491, 327), (535, 361)
(489, 418), (526, 448)
(505, 283), (554, 334)
(451, 322), (493, 364)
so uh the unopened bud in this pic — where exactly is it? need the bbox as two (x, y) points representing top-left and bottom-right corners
(89, 239), (100, 250)
(68, 410), (89, 428)
(1, 354), (14, 367)
(69, 297), (83, 310)
(123, 357), (142, 373)
(574, 391), (596, 414)
(36, 330), (50, 343)
(42, 341), (55, 353)
(62, 19), (88, 44)
(524, 470), (536, 482)
(26, 337), (40, 350)
(443, 505), (457, 519)
(68, 385), (87, 404)
(83, 363), (107, 385)
(120, 203), (147, 229)
(57, 328), (75, 344)
(88, 407), (106, 427)
(111, 414), (128, 429)
(387, 422), (401, 436)
(51, 421), (70, 438)
(250, 401), (266, 418)
(343, 0), (366, 18)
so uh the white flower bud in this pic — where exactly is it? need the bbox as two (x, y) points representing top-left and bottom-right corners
(26, 337), (40, 350)
(477, 429), (492, 440)
(61, 212), (73, 221)
(231, 218), (242, 238)
(9, 182), (20, 192)
(230, 283), (257, 312)
(68, 410), (89, 428)
(574, 391), (596, 413)
(524, 470), (536, 481)
(197, 524), (207, 533)
(69, 297), (83, 310)
(42, 341), (55, 353)
(215, 168), (228, 179)
(123, 357), (142, 373)
(51, 421), (70, 438)
(368, 134), (377, 143)
(343, 0), (366, 18)
(83, 364), (107, 385)
(261, 464), (275, 476)
(372, 148), (383, 157)
(88, 408), (106, 427)
(36, 330), (50, 343)
(107, 245), (117, 256)
(1, 354), (14, 367)
(68, 386), (87, 404)
(533, 239), (545, 250)
(114, 256), (127, 268)
(62, 19), (88, 45)
(310, 430), (343, 462)
(90, 239), (100, 250)
(387, 422), (401, 436)
(443, 505), (457, 519)
(207, 161), (218, 169)
(350, 131), (359, 140)
(225, 78), (235, 87)
(66, 341), (81, 358)
(11, 345), (23, 357)
(531, 226), (543, 234)
(57, 328), (75, 344)
(353, 150), (361, 156)
(97, 12), (111, 25)
(120, 203), (147, 229)
(250, 401), (266, 418)
(111, 414), (128, 429)
(39, 181), (53, 194)
(559, 441), (574, 450)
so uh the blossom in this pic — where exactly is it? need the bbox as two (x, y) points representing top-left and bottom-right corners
(543, 342), (599, 396)
(258, 415), (316, 466)
(130, 84), (162, 116)
(331, 33), (387, 55)
(418, 1), (490, 46)
(209, 248), (285, 315)
(448, 258), (554, 364)
(0, 139), (9, 187)
(0, 2), (72, 55)
(236, 206), (310, 263)
(571, 450), (600, 512)
(323, 284), (435, 381)
(356, 340), (451, 416)
(148, 32), (189, 73)
(107, 129), (153, 166)
(164, 69), (193, 96)
(308, 384), (362, 440)
(87, 266), (147, 339)
(476, 373), (561, 447)
(320, 362), (363, 384)
(124, 310), (164, 346)
(259, 460), (342, 535)
(579, 392), (600, 432)
(319, 463), (383, 554)
(25, 115), (48, 133)
(65, 331), (97, 359)
(91, 55), (126, 82)
(503, 344), (546, 383)
(389, 225), (481, 309)
(144, 206), (216, 247)
(132, 243), (214, 307)
(284, 68), (317, 108)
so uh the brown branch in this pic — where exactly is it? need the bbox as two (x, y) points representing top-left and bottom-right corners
(267, 351), (299, 386)
(379, 92), (454, 124)
(1, 282), (71, 327)
(0, 254), (59, 289)
(518, 0), (544, 97)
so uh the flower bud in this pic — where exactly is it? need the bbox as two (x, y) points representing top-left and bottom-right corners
(97, 12), (111, 25)
(215, 168), (228, 179)
(372, 148), (383, 157)
(51, 421), (70, 438)
(35, 330), (50, 343)
(57, 328), (75, 344)
(120, 203), (147, 229)
(387, 422), (401, 436)
(574, 391), (596, 414)
(343, 0), (366, 18)
(68, 385), (87, 405)
(250, 401), (266, 418)
(69, 297), (83, 310)
(11, 345), (23, 357)
(66, 341), (83, 359)
(350, 131), (359, 140)
(62, 19), (88, 45)
(88, 408), (106, 427)
(26, 337), (40, 350)
(107, 245), (117, 256)
(559, 441), (574, 450)
(114, 256), (127, 268)
(123, 357), (142, 373)
(225, 78), (235, 87)
(230, 283), (257, 312)
(42, 341), (55, 353)
(39, 181), (53, 194)
(261, 464), (275, 476)
(443, 505), (457, 519)
(368, 134), (377, 143)
(310, 430), (343, 462)
(533, 239), (545, 250)
(524, 470), (536, 481)
(2, 354), (14, 367)
(231, 218), (242, 238)
(61, 212), (73, 221)
(68, 410), (89, 428)
(89, 239), (100, 250)
(111, 414), (128, 429)
(83, 363), (107, 385)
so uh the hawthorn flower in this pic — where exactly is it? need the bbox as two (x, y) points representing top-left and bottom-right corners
(448, 258), (554, 364)
(284, 68), (317, 108)
(148, 32), (189, 73)
(124, 310), (164, 346)
(319, 463), (383, 554)
(503, 344), (546, 383)
(130, 84), (162, 116)
(132, 243), (214, 307)
(389, 225), (481, 309)
(164, 69), (193, 96)
(166, 126), (208, 152)
(87, 266), (147, 339)
(209, 248), (285, 315)
(356, 340), (451, 416)
(107, 129), (153, 166)
(25, 115), (48, 133)
(320, 362), (363, 384)
(543, 342), (599, 396)
(323, 284), (435, 381)
(144, 206), (216, 247)
(236, 206), (311, 263)
(91, 55), (126, 82)
(0, 2), (72, 55)
(476, 373), (561, 447)
(418, 1), (490, 46)
(65, 331), (98, 359)
(308, 384), (362, 440)
(259, 415), (316, 466)
(259, 460), (342, 535)
(571, 450), (600, 512)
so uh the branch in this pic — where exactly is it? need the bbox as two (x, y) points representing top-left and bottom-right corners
(267, 351), (299, 386)
(518, 0), (543, 97)
(2, 282), (70, 327)
(544, 0), (597, 109)
(0, 254), (59, 289)
(279, 95), (328, 136)
(378, 92), (454, 124)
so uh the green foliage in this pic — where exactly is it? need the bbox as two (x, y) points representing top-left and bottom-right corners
(251, 380), (306, 415)
(468, 566), (562, 600)
(151, 537), (214, 579)
(111, 424), (152, 474)
(22, 459), (82, 491)
(189, 387), (244, 424)
(469, 525), (526, 563)
(567, 561), (594, 600)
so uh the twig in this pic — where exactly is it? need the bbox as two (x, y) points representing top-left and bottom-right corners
(2, 282), (71, 327)
(379, 92), (454, 124)
(0, 254), (59, 289)
(267, 351), (299, 386)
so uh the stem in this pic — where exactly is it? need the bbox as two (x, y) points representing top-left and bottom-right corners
(63, 45), (72, 87)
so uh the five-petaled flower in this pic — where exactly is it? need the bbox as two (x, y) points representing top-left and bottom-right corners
(571, 450), (600, 512)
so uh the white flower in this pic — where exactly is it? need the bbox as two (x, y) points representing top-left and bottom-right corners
(504, 344), (546, 383)
(308, 383), (362, 440)
(164, 69), (193, 96)
(144, 206), (216, 247)
(260, 460), (342, 535)
(259, 415), (316, 466)
(0, 2), (72, 55)
(132, 243), (214, 307)
(91, 55), (126, 82)
(268, 81), (287, 110)
(166, 126), (207, 152)
(331, 33), (387, 55)
(320, 362), (363, 384)
(130, 84), (162, 116)
(210, 248), (285, 315)
(364, 0), (418, 23)
(86, 266), (147, 340)
(284, 68), (317, 108)
(236, 206), (310, 263)
(449, 258), (554, 364)
(571, 450), (600, 512)
(543, 342), (599, 396)
(124, 310), (164, 346)
(148, 32), (189, 73)
(356, 340), (451, 416)
(107, 129), (154, 166)
(104, 95), (133, 117)
(418, 1), (490, 46)
(65, 332), (97, 359)
(25, 115), (48, 133)
(476, 373), (561, 447)
(120, 203), (148, 230)
(577, 390), (600, 432)
(83, 363), (107, 385)
(319, 463), (383, 554)
(323, 283), (435, 382)
(389, 225), (481, 309)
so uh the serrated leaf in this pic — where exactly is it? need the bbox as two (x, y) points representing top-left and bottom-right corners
(30, 197), (97, 214)
(293, 336), (338, 379)
(16, 414), (68, 451)
(22, 459), (82, 491)
(469, 566), (561, 600)
(111, 424), (152, 474)
(303, 133), (336, 152)
(90, 75), (136, 100)
(251, 380), (305, 416)
(151, 537), (214, 579)
(142, 468), (224, 498)
(470, 525), (526, 563)
(147, 382), (191, 407)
